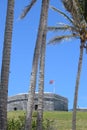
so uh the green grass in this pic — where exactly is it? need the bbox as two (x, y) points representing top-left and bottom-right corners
(8, 110), (25, 119)
(8, 111), (87, 130)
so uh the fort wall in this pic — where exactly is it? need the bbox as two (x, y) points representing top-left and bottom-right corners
(7, 93), (68, 111)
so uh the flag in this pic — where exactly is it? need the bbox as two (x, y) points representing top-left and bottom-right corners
(49, 80), (54, 84)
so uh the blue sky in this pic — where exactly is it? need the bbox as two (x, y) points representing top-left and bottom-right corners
(0, 0), (87, 109)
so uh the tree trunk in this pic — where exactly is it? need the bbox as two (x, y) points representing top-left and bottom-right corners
(36, 31), (46, 130)
(25, 0), (49, 130)
(72, 41), (84, 130)
(36, 1), (49, 130)
(0, 0), (14, 130)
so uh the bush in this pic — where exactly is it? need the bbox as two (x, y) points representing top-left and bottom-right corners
(7, 111), (56, 130)
(7, 115), (25, 130)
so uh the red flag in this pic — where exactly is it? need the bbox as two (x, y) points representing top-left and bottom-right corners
(49, 80), (54, 84)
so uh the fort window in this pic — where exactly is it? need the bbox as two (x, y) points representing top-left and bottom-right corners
(14, 107), (17, 111)
(35, 105), (38, 110)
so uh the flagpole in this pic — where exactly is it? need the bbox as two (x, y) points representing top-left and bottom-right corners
(53, 81), (55, 93)
(49, 80), (55, 93)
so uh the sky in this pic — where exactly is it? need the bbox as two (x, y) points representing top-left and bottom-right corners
(0, 0), (87, 110)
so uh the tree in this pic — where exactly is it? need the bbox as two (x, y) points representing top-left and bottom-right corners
(36, 1), (49, 129)
(48, 0), (87, 130)
(0, 0), (14, 130)
(20, 0), (49, 129)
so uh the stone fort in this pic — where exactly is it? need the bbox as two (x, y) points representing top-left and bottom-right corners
(7, 92), (68, 111)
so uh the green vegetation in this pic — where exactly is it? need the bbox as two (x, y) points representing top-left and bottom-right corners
(7, 111), (87, 130)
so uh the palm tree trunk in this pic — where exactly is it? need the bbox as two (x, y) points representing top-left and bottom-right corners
(36, 1), (49, 130)
(72, 41), (84, 130)
(25, 1), (49, 130)
(0, 0), (14, 130)
(36, 31), (46, 130)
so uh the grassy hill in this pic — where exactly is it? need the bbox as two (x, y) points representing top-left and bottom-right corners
(8, 111), (87, 130)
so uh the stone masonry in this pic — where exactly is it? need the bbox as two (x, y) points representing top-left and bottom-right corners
(7, 92), (68, 111)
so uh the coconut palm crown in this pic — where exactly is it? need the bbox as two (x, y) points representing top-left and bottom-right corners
(48, 0), (87, 46)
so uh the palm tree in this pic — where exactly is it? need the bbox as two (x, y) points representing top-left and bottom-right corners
(47, 0), (87, 130)
(20, 0), (49, 129)
(36, 30), (47, 130)
(36, 2), (49, 130)
(0, 0), (14, 130)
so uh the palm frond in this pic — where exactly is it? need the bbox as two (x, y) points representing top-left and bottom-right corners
(62, 0), (73, 12)
(78, 0), (87, 22)
(47, 24), (78, 32)
(48, 34), (79, 44)
(62, 0), (85, 24)
(50, 6), (74, 25)
(20, 0), (37, 19)
(62, 0), (78, 14)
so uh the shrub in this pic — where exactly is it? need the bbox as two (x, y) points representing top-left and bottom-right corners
(7, 115), (25, 130)
(7, 111), (56, 130)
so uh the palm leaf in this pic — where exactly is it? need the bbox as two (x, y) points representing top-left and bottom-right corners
(48, 34), (79, 44)
(47, 24), (78, 32)
(20, 0), (37, 19)
(62, 0), (85, 24)
(79, 0), (87, 22)
(50, 6), (74, 25)
(62, 0), (73, 13)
